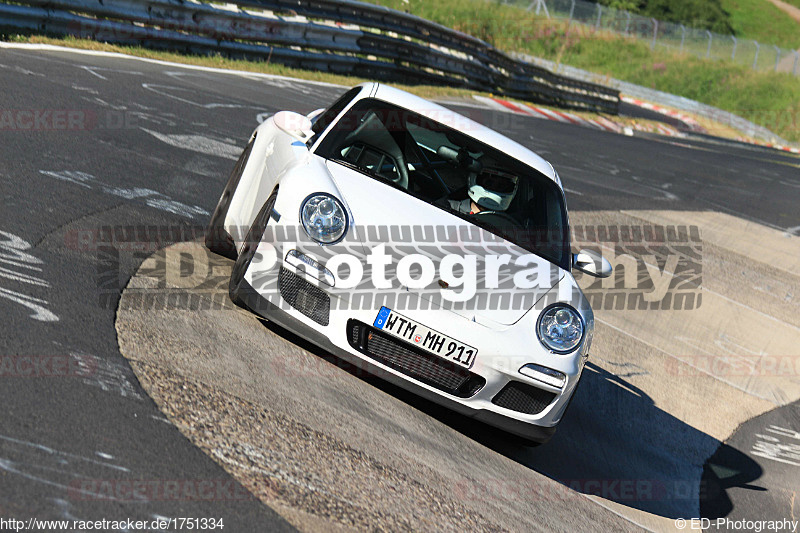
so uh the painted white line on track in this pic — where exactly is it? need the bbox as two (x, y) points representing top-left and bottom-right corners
(80, 65), (144, 80)
(141, 83), (248, 109)
(140, 128), (240, 160)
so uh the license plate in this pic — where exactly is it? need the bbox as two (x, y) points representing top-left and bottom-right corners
(373, 307), (477, 368)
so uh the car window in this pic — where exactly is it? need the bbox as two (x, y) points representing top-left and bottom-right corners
(306, 87), (362, 147)
(315, 98), (570, 269)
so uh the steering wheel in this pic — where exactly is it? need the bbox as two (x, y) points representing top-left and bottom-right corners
(472, 210), (519, 226)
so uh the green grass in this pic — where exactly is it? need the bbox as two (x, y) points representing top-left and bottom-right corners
(562, 38), (800, 140)
(719, 0), (800, 49)
(361, 0), (800, 142)
(363, 0), (800, 49)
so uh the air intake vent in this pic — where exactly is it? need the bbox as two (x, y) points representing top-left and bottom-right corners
(278, 268), (330, 326)
(491, 381), (556, 415)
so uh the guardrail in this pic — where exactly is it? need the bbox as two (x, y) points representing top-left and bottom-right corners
(0, 0), (620, 113)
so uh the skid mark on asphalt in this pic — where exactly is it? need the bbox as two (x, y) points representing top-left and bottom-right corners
(38, 170), (209, 219)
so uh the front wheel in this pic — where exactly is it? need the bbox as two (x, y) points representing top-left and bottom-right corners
(228, 190), (278, 308)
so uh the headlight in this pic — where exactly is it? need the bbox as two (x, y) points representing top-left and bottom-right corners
(300, 193), (348, 244)
(536, 304), (584, 354)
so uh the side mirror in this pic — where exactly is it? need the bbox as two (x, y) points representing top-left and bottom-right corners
(573, 249), (612, 278)
(273, 111), (314, 143)
(306, 108), (325, 124)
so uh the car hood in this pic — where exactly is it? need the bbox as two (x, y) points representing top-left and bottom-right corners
(325, 160), (564, 325)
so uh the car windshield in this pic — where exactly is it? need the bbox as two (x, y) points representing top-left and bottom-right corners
(314, 98), (571, 269)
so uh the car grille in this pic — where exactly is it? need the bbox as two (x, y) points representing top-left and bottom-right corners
(491, 381), (556, 415)
(347, 320), (485, 398)
(278, 267), (330, 326)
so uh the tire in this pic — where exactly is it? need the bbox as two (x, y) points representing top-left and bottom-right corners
(205, 135), (256, 259)
(229, 190), (278, 308)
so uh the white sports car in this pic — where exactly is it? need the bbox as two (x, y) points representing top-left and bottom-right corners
(206, 83), (611, 445)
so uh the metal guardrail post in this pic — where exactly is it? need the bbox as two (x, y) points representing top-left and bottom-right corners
(705, 30), (712, 58)
(753, 41), (760, 70)
(624, 12), (630, 35)
(534, 0), (549, 18)
(650, 19), (658, 50)
(594, 4), (602, 30)
(679, 25), (685, 52)
(730, 36), (737, 60)
(774, 46), (780, 71)
(567, 0), (575, 27)
(794, 51), (799, 76)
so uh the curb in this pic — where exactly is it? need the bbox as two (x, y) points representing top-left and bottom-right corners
(621, 97), (799, 154)
(735, 138), (800, 155)
(473, 95), (681, 138)
(474, 95), (800, 155)
(620, 96), (706, 133)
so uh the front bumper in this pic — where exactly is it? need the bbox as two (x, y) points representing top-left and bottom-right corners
(237, 266), (584, 444)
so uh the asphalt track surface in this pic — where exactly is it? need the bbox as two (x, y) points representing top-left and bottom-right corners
(1, 44), (798, 530)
